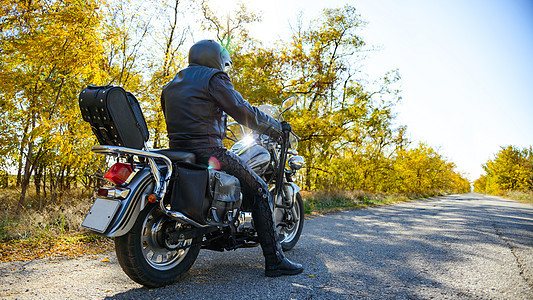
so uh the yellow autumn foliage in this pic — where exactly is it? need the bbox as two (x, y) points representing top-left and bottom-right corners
(0, 1), (470, 214)
(474, 146), (533, 195)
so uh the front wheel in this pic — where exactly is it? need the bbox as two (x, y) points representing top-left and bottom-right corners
(275, 192), (304, 251)
(115, 203), (202, 287)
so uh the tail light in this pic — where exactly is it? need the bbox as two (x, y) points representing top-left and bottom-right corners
(104, 162), (133, 185)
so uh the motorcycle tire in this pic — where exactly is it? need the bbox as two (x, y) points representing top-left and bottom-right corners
(115, 203), (202, 288)
(278, 192), (305, 251)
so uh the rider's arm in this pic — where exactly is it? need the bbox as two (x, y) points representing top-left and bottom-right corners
(209, 72), (282, 139)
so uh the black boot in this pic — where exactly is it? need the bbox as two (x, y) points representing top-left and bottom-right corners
(252, 192), (303, 277)
(264, 244), (303, 277)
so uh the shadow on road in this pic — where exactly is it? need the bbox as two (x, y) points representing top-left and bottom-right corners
(105, 245), (338, 299)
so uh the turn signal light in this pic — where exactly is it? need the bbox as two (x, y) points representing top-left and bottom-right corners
(104, 163), (133, 185)
(97, 187), (110, 197)
(97, 187), (130, 199)
(148, 194), (157, 203)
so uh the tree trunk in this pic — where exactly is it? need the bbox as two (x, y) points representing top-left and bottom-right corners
(16, 121), (32, 188)
(65, 165), (71, 190)
(305, 142), (312, 190)
(16, 160), (22, 187)
(43, 168), (47, 199)
(18, 141), (34, 209)
(50, 175), (58, 205)
(34, 164), (42, 198)
(58, 167), (65, 192)
(50, 165), (65, 204)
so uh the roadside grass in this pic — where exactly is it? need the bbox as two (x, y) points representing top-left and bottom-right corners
(1, 187), (445, 262)
(0, 186), (113, 262)
(0, 232), (114, 263)
(0, 187), (94, 240)
(501, 191), (533, 204)
(300, 190), (444, 215)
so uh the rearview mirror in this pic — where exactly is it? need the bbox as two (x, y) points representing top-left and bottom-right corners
(281, 95), (296, 114)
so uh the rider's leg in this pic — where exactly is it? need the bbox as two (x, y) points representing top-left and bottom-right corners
(195, 147), (303, 277)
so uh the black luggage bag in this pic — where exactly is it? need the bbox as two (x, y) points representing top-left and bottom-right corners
(167, 163), (242, 226)
(78, 85), (149, 149)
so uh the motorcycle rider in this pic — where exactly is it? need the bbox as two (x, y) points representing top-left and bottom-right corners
(161, 39), (303, 277)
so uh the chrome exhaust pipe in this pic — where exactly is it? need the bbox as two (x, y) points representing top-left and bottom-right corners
(158, 201), (207, 228)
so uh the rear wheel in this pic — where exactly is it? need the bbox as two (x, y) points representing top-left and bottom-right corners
(115, 203), (202, 287)
(275, 192), (304, 251)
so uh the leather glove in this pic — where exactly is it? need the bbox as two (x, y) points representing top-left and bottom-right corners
(281, 121), (292, 133)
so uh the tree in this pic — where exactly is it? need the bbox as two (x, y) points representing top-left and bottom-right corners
(392, 144), (469, 194)
(0, 0), (472, 212)
(473, 174), (487, 193)
(0, 0), (107, 207)
(479, 145), (533, 194)
(200, 0), (261, 45)
(143, 0), (190, 149)
(215, 5), (468, 194)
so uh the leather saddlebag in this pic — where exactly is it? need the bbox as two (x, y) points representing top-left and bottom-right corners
(206, 169), (241, 225)
(168, 163), (241, 226)
(78, 85), (149, 149)
(169, 164), (211, 224)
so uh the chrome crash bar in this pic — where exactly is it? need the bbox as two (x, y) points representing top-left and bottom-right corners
(91, 144), (206, 228)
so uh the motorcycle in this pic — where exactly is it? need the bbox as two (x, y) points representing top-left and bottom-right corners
(78, 85), (305, 287)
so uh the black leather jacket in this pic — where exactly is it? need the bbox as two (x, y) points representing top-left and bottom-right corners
(161, 65), (282, 150)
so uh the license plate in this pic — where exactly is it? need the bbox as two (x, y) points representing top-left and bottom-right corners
(81, 198), (121, 233)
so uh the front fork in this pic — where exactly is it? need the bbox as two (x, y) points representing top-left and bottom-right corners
(272, 125), (291, 207)
(273, 182), (301, 228)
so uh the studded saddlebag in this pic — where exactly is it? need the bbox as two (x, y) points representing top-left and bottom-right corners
(78, 85), (149, 149)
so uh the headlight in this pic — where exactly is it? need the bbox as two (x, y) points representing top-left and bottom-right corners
(289, 132), (298, 150)
(288, 155), (305, 170)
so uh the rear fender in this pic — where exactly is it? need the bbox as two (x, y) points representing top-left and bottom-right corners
(104, 168), (154, 237)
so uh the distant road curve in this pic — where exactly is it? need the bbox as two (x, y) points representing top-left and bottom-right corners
(1, 193), (532, 299)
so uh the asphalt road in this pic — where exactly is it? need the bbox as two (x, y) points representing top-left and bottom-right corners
(1, 193), (532, 299)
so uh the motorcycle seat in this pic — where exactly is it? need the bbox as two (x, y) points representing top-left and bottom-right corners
(153, 149), (196, 164)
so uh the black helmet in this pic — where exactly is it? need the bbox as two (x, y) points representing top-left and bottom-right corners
(188, 39), (231, 71)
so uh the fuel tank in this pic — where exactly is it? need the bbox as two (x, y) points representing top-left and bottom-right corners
(231, 142), (271, 175)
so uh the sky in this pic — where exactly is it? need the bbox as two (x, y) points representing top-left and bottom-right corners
(209, 0), (533, 181)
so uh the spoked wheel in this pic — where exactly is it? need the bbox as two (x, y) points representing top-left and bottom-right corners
(115, 203), (202, 287)
(274, 192), (304, 251)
